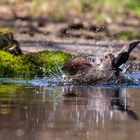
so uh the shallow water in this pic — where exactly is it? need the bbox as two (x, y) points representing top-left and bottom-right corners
(0, 72), (140, 140)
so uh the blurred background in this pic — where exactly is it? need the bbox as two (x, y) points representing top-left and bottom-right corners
(0, 0), (140, 43)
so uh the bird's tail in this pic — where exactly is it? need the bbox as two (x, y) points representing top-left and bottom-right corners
(127, 40), (140, 54)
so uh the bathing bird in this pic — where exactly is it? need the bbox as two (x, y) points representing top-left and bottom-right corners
(62, 56), (92, 75)
(62, 41), (140, 83)
(62, 54), (116, 83)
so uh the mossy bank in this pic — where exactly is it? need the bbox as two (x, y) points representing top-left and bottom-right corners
(0, 50), (72, 78)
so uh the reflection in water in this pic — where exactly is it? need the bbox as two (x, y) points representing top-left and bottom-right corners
(63, 86), (138, 123)
(0, 83), (140, 140)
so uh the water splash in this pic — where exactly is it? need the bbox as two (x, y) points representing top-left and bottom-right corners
(0, 71), (140, 87)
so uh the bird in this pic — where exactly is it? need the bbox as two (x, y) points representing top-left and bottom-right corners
(62, 56), (92, 75)
(62, 41), (140, 83)
(62, 54), (115, 83)
(112, 40), (140, 71)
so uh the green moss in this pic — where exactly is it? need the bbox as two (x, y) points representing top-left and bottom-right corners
(0, 50), (72, 78)
(0, 51), (30, 77)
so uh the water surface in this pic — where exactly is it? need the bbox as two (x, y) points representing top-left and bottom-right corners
(0, 75), (140, 140)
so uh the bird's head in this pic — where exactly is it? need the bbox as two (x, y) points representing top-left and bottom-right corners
(105, 53), (114, 64)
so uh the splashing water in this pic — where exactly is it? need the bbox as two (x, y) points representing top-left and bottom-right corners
(1, 71), (140, 88)
(61, 42), (140, 85)
(0, 43), (140, 86)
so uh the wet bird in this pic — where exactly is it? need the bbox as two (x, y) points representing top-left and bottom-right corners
(62, 54), (114, 78)
(62, 54), (115, 83)
(62, 56), (92, 75)
(112, 40), (140, 71)
(62, 41), (140, 83)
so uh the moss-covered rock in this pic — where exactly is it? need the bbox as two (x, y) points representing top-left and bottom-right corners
(0, 28), (72, 78)
(0, 50), (72, 78)
(0, 50), (30, 77)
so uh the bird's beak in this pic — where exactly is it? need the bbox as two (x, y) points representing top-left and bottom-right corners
(128, 40), (140, 54)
